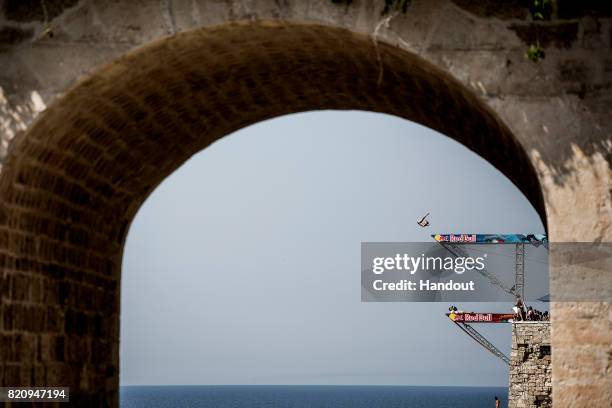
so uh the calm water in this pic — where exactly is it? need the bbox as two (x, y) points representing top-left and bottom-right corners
(120, 385), (508, 407)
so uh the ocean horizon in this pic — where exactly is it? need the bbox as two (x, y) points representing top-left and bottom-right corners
(120, 385), (509, 407)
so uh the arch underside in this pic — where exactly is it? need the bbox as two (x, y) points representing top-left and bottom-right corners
(0, 22), (545, 405)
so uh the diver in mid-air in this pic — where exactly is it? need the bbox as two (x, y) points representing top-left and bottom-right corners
(417, 212), (430, 227)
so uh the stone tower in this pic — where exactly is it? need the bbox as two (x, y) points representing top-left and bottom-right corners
(509, 322), (552, 407)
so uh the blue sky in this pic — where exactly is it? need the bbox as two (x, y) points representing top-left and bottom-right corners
(120, 111), (545, 386)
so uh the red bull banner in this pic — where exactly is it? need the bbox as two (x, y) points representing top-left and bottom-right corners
(433, 234), (547, 246)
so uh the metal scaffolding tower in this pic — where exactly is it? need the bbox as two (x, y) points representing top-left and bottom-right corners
(515, 243), (525, 299)
(437, 235), (546, 366)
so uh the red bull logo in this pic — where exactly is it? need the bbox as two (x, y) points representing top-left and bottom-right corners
(464, 313), (493, 322)
(434, 234), (477, 243)
(448, 313), (493, 322)
(447, 312), (514, 323)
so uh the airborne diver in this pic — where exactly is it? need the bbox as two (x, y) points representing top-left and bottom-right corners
(417, 212), (430, 227)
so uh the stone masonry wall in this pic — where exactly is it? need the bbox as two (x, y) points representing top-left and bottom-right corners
(510, 322), (552, 408)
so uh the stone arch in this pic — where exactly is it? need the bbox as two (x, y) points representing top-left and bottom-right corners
(0, 22), (546, 405)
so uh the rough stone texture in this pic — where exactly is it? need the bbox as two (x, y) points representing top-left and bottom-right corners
(0, 1), (610, 407)
(509, 322), (552, 408)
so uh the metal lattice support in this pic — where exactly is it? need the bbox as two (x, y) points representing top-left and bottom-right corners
(515, 243), (525, 300)
(440, 243), (516, 296)
(454, 322), (510, 365)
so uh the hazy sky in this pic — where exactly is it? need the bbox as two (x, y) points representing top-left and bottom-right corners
(120, 111), (545, 387)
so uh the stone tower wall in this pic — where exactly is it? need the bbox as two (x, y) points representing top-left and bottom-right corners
(509, 322), (552, 408)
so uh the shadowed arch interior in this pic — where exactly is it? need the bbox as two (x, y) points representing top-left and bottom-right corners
(0, 22), (546, 405)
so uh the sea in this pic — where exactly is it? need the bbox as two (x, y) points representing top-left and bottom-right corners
(120, 385), (508, 407)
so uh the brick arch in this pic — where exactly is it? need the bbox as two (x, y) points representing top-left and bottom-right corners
(0, 22), (546, 406)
